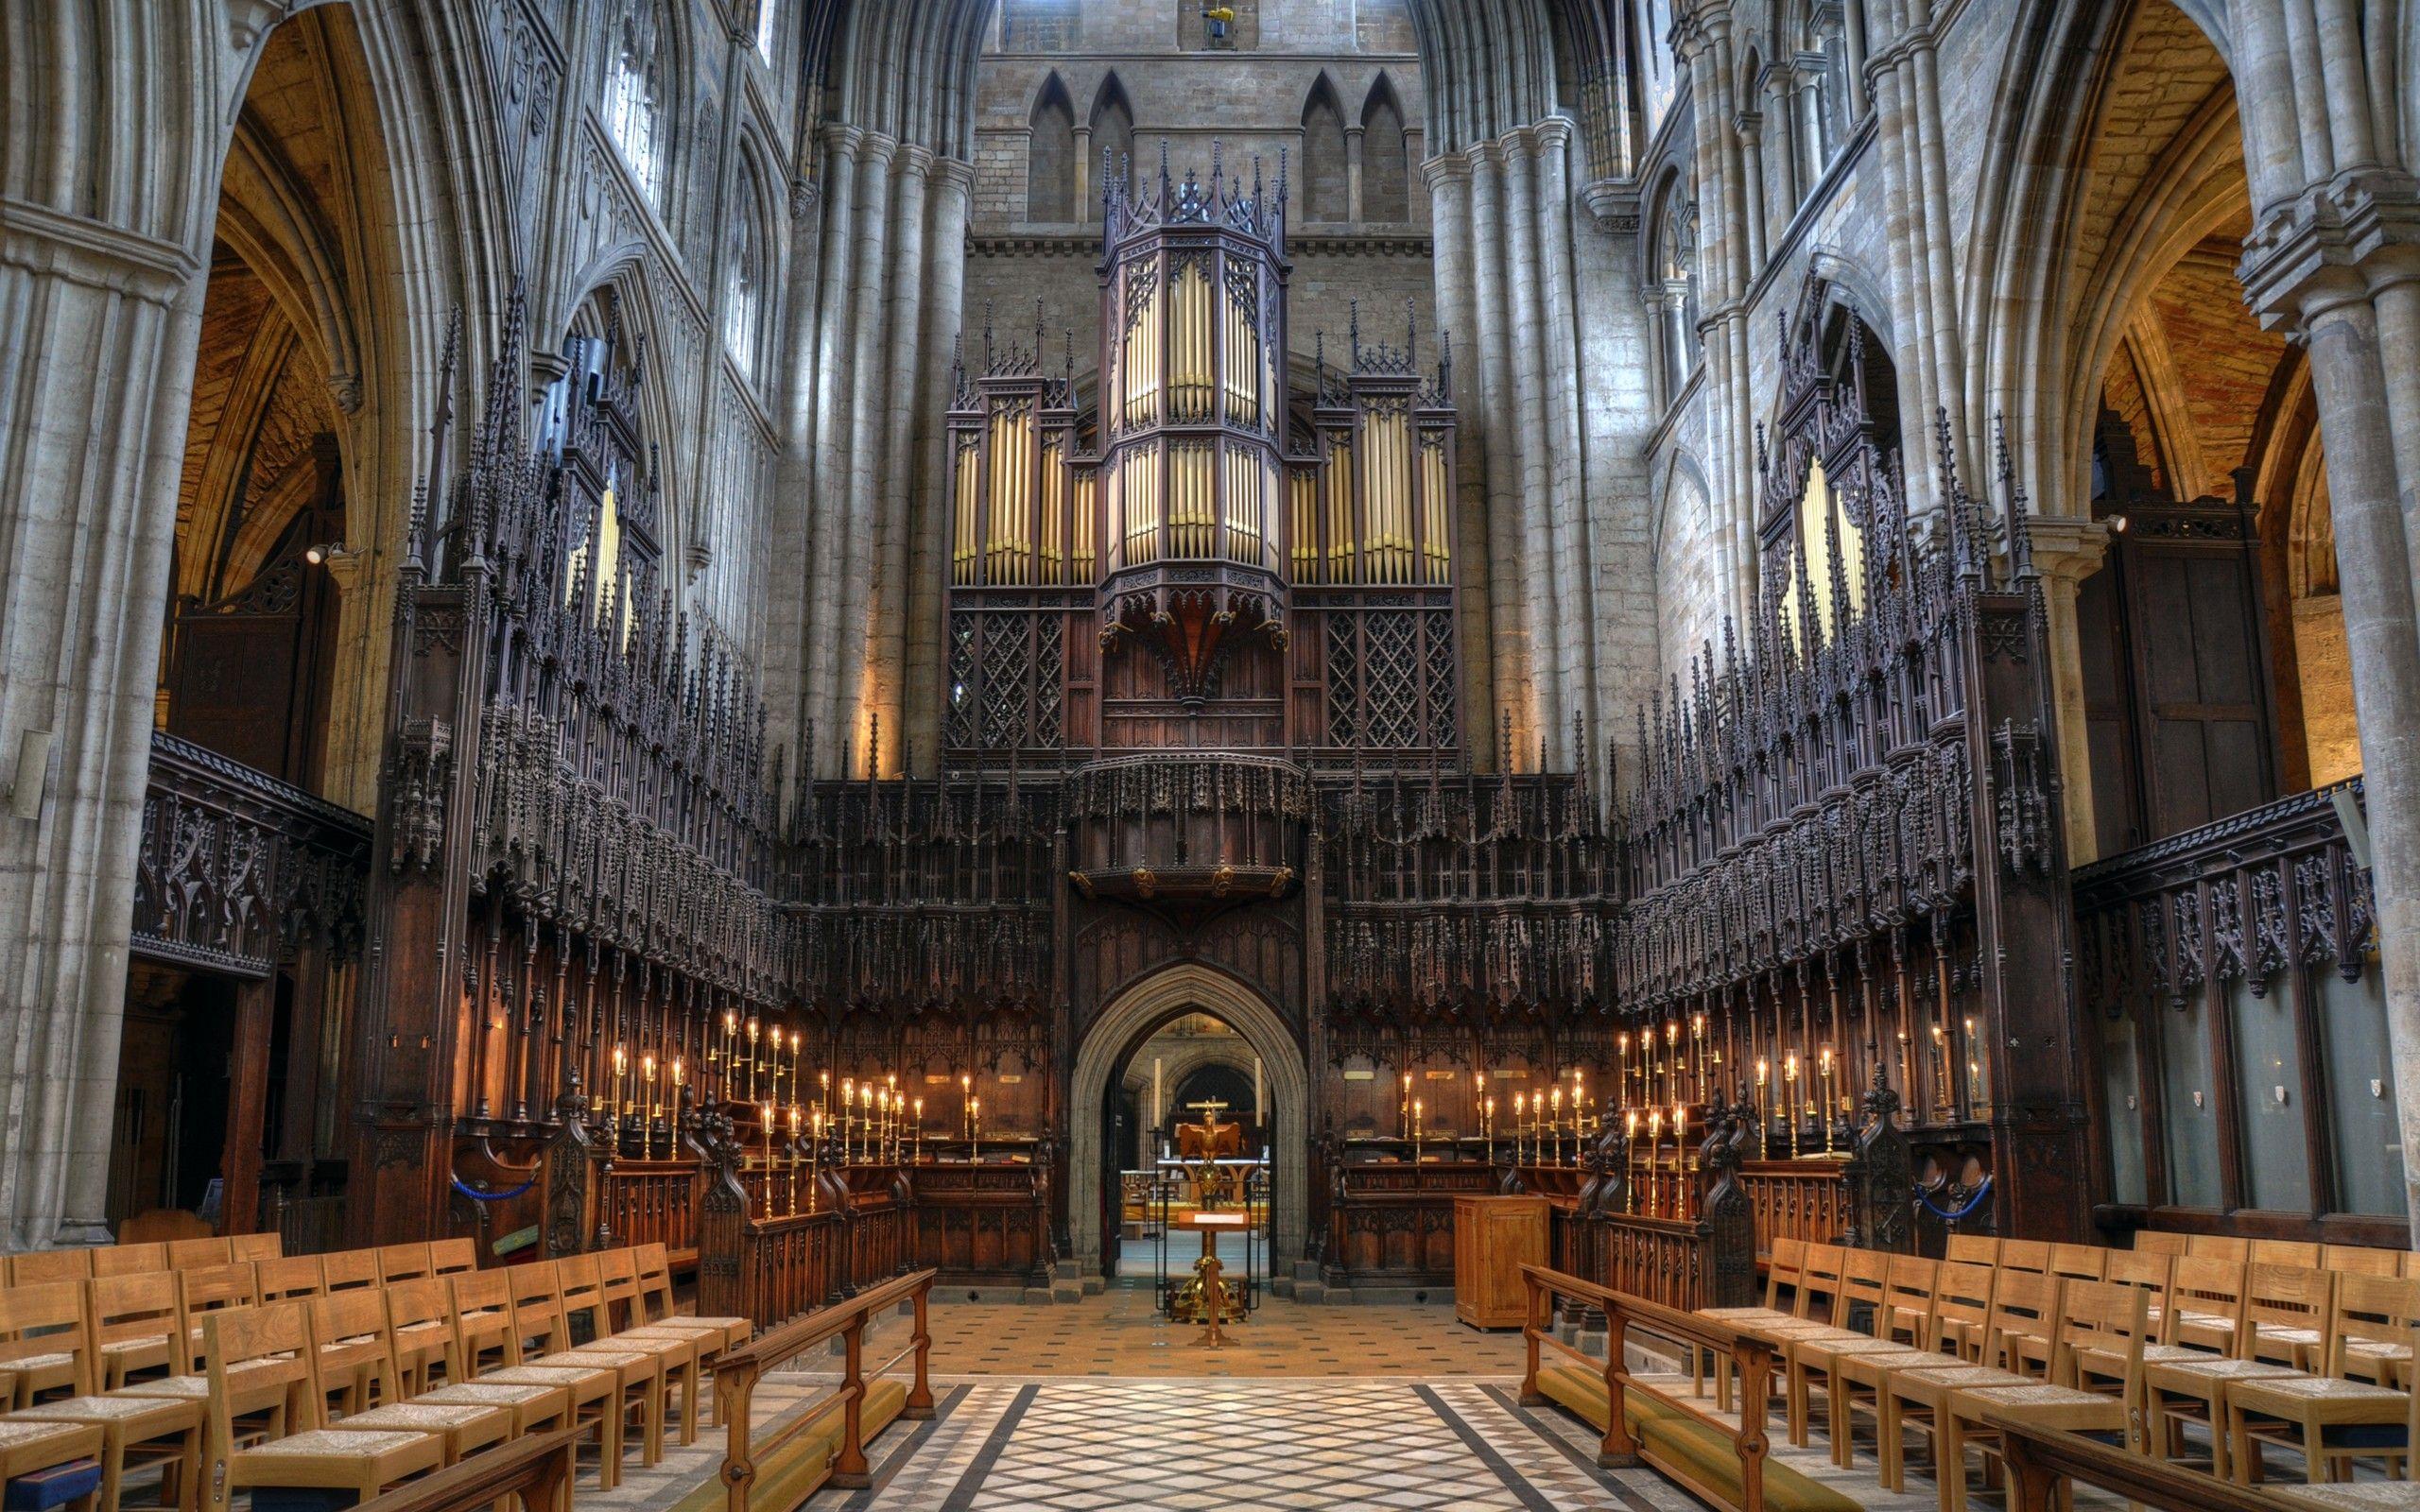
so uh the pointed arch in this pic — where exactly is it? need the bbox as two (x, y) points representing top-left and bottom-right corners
(1088, 73), (1136, 216)
(1300, 72), (1349, 221)
(1360, 73), (1410, 222)
(1028, 71), (1076, 221)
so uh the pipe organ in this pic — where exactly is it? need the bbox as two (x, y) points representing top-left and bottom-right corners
(945, 151), (1458, 760)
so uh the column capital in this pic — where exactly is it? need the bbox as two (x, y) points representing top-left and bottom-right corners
(2023, 514), (2110, 588)
(0, 198), (199, 304)
(2239, 169), (2420, 330)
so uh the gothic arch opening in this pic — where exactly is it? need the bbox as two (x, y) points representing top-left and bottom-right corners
(1300, 73), (1349, 222)
(1068, 965), (1308, 1280)
(1361, 74), (1411, 222)
(1028, 72), (1077, 222)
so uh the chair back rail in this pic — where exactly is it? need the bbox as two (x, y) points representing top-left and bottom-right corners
(715, 1269), (937, 1512)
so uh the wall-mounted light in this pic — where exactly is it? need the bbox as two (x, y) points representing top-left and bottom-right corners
(2103, 513), (2129, 535)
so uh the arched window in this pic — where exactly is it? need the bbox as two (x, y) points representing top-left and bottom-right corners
(754, 0), (778, 56)
(1090, 75), (1135, 209)
(1652, 182), (1699, 404)
(1360, 77), (1409, 223)
(724, 161), (769, 384)
(604, 0), (672, 206)
(1301, 75), (1348, 222)
(1028, 74), (1077, 222)
(1787, 0), (1850, 184)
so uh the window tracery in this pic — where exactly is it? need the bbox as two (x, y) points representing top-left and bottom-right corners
(603, 0), (672, 206)
(724, 162), (769, 384)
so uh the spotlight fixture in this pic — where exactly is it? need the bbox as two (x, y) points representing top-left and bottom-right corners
(303, 541), (345, 566)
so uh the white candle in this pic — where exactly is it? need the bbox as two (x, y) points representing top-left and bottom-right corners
(1152, 1057), (1163, 1129)
(1253, 1057), (1263, 1125)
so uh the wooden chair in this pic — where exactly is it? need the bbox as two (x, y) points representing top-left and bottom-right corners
(307, 1288), (403, 1419)
(2239, 1265), (2340, 1369)
(2326, 1245), (2406, 1280)
(632, 1242), (751, 1353)
(224, 1234), (279, 1265)
(1872, 1263), (2009, 1498)
(2052, 1276), (2169, 1407)
(475, 1263), (626, 1488)
(0, 1280), (90, 1409)
(8, 1252), (94, 1288)
(2160, 1256), (2254, 1354)
(591, 1247), (704, 1446)
(311, 1296), (510, 1468)
(2135, 1230), (2191, 1258)
(2226, 1292), (2416, 1485)
(1996, 1240), (2052, 1276)
(0, 1419), (104, 1512)
(446, 1269), (515, 1378)
(411, 1274), (571, 1437)
(2189, 1235), (2254, 1263)
(1828, 1256), (1957, 1471)
(320, 1248), (380, 1293)
(160, 1243), (227, 1274)
(9, 1289), (200, 1512)
(2104, 1247), (2176, 1299)
(88, 1247), (164, 1282)
(1945, 1281), (2149, 1511)
(171, 1265), (257, 1372)
(251, 1256), (322, 1305)
(1945, 1235), (2000, 1268)
(376, 1246), (433, 1289)
(427, 1240), (476, 1277)
(86, 1274), (182, 1389)
(201, 1303), (443, 1512)
(2330, 1272), (2420, 1390)
(2254, 1241), (2327, 1271)
(544, 1254), (666, 1472)
(1880, 1270), (2066, 1510)
(1782, 1247), (1900, 1451)
(381, 1280), (458, 1397)
(2048, 1244), (2107, 1282)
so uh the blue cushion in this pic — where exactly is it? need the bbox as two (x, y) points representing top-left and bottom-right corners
(4, 1459), (101, 1512)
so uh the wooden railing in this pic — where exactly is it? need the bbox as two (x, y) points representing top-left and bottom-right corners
(1520, 1265), (1778, 1512)
(601, 1160), (700, 1265)
(358, 1429), (577, 1512)
(1978, 1408), (2302, 1512)
(1322, 1160), (1496, 1288)
(717, 1269), (936, 1509)
(728, 1210), (844, 1327)
(908, 1163), (1051, 1289)
(1599, 1212), (1714, 1311)
(1737, 1161), (1846, 1255)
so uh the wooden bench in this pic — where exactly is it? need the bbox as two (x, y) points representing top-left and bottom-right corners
(1519, 1263), (1859, 1512)
(714, 1270), (934, 1512)
(1979, 1405), (2308, 1512)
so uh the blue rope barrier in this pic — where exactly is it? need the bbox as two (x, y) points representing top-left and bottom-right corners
(450, 1175), (537, 1203)
(1915, 1175), (1993, 1223)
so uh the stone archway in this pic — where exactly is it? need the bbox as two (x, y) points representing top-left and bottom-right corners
(1068, 964), (1309, 1279)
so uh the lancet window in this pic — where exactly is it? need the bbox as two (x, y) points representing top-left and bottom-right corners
(603, 0), (673, 206)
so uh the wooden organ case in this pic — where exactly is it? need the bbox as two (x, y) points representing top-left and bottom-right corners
(942, 151), (1459, 763)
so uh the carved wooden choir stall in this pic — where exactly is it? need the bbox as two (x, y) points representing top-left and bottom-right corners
(261, 158), (2093, 1325)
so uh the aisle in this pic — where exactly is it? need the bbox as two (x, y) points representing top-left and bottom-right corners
(838, 1377), (1704, 1512)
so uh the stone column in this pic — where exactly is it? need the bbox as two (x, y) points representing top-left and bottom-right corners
(1072, 127), (1092, 223)
(830, 133), (901, 769)
(901, 158), (975, 772)
(803, 125), (867, 775)
(1345, 126), (1366, 224)
(1735, 111), (1769, 274)
(2026, 516), (2111, 865)
(0, 202), (207, 1250)
(1422, 153), (1498, 753)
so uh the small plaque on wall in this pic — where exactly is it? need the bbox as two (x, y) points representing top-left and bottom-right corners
(1342, 1069), (1375, 1081)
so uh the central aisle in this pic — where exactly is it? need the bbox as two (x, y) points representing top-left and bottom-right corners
(848, 1377), (1687, 1512)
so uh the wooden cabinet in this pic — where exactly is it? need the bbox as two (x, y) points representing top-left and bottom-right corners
(1453, 1194), (1548, 1329)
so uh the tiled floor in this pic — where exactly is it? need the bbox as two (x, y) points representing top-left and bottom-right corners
(922, 1285), (1530, 1377)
